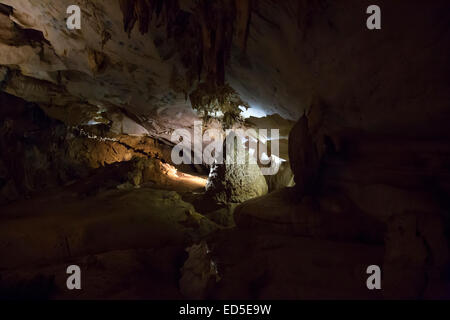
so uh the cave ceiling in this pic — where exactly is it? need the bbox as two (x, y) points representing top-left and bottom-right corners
(0, 0), (449, 139)
(0, 0), (306, 139)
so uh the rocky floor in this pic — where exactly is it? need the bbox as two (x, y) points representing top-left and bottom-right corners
(2, 168), (448, 300)
(0, 170), (212, 299)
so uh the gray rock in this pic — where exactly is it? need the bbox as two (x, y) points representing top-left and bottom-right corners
(205, 134), (268, 203)
(265, 161), (295, 192)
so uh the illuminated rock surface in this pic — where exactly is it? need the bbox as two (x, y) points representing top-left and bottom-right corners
(205, 135), (268, 204)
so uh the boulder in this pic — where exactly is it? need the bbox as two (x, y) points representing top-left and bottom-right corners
(382, 212), (449, 299)
(205, 134), (268, 203)
(265, 161), (295, 192)
(179, 242), (220, 299)
(234, 187), (385, 244)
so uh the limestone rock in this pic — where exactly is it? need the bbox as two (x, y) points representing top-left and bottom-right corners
(234, 188), (385, 244)
(0, 92), (175, 202)
(205, 134), (268, 203)
(265, 161), (295, 192)
(383, 212), (449, 299)
(206, 228), (385, 300)
(126, 157), (172, 187)
(0, 187), (218, 270)
(87, 49), (107, 74)
(288, 114), (320, 194)
(204, 203), (238, 228)
(179, 242), (220, 299)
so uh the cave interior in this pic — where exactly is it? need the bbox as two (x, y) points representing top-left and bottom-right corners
(0, 0), (449, 300)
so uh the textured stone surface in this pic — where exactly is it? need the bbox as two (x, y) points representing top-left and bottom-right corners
(0, 91), (181, 204)
(179, 242), (220, 299)
(382, 212), (449, 299)
(206, 229), (385, 300)
(264, 161), (295, 192)
(0, 0), (447, 139)
(234, 187), (385, 243)
(205, 135), (268, 204)
(0, 187), (217, 270)
(288, 114), (320, 194)
(0, 0), (450, 300)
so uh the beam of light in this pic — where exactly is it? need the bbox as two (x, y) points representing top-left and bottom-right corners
(86, 120), (102, 125)
(239, 105), (268, 119)
(161, 163), (207, 187)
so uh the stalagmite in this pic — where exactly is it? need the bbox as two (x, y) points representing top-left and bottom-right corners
(288, 113), (319, 194)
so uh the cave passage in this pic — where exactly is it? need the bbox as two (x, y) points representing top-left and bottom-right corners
(0, 0), (449, 301)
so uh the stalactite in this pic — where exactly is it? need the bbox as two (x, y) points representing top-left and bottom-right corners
(118, 0), (253, 126)
(163, 0), (180, 38)
(119, 0), (137, 36)
(119, 0), (178, 37)
(193, 0), (236, 85)
(135, 0), (150, 35)
(118, 0), (253, 86)
(234, 0), (251, 51)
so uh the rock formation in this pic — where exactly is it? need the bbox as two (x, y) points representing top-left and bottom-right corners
(288, 113), (320, 194)
(0, 0), (449, 300)
(205, 133), (268, 204)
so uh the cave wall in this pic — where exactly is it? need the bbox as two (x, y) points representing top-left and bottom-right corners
(230, 0), (450, 138)
(0, 91), (174, 205)
(230, 0), (450, 299)
(1, 0), (448, 205)
(0, 0), (448, 138)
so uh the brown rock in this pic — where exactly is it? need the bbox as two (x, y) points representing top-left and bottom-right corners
(288, 113), (320, 194)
